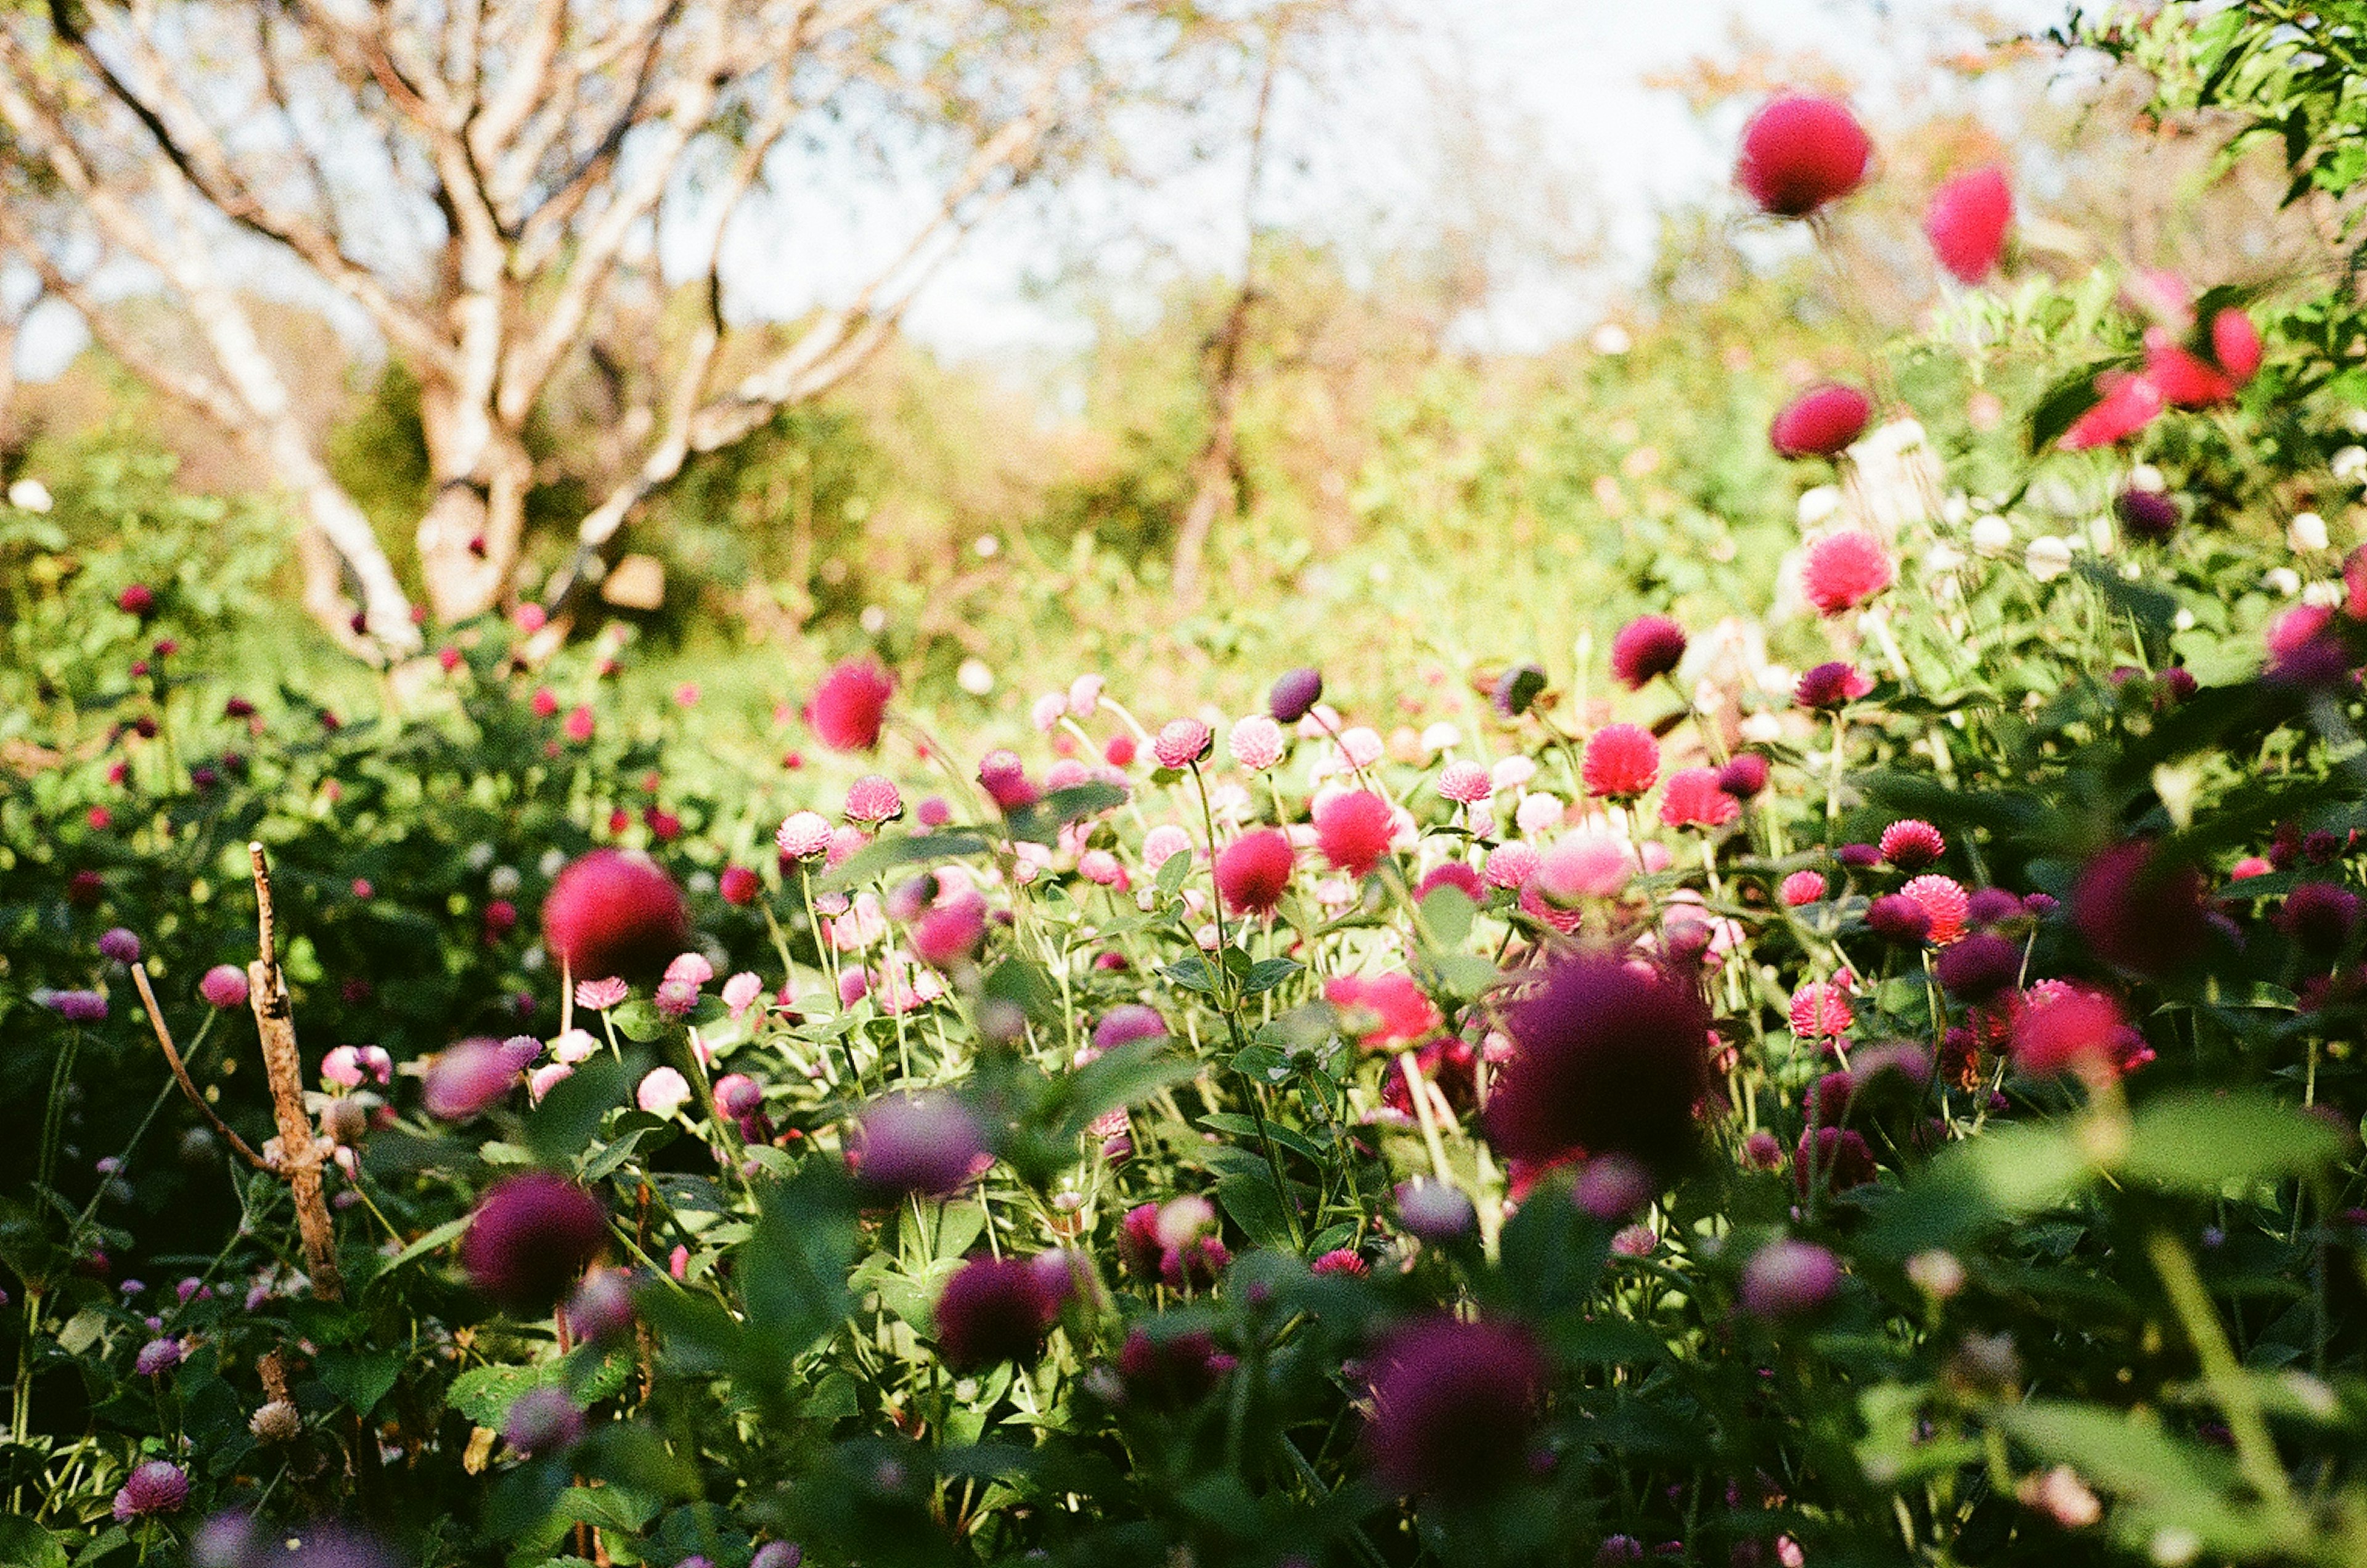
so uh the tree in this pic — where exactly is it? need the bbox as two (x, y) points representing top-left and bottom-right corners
(0, 0), (1323, 658)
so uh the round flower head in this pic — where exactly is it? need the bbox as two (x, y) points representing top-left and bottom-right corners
(1269, 666), (1325, 724)
(1771, 385), (1871, 459)
(98, 927), (141, 965)
(1609, 615), (1687, 690)
(751, 1545), (805, 1568)
(1535, 833), (1636, 902)
(1437, 759), (1490, 805)
(1789, 981), (1853, 1042)
(424, 1037), (532, 1121)
(1216, 828), (1296, 916)
(2144, 314), (2257, 407)
(199, 963), (250, 1010)
(461, 1172), (608, 1311)
(2116, 488), (2180, 542)
(1900, 874), (1970, 944)
(807, 659), (893, 751)
(1418, 860), (1486, 904)
(541, 849), (690, 983)
(2281, 881), (2363, 956)
(1228, 714), (1285, 771)
(2059, 369), (2164, 451)
(1659, 767), (1739, 830)
(1737, 94), (1871, 216)
(636, 1066), (692, 1117)
(136, 1336), (182, 1376)
(1932, 931), (2021, 1002)
(1794, 661), (1872, 712)
(112, 1459), (187, 1523)
(502, 1386), (585, 1458)
(1326, 973), (1439, 1049)
(1740, 1239), (1842, 1320)
(1363, 1317), (1545, 1500)
(47, 990), (107, 1023)
(1483, 950), (1713, 1177)
(1717, 752), (1769, 799)
(1484, 841), (1541, 891)
(851, 1094), (986, 1198)
(1315, 790), (1395, 878)
(1836, 841), (1883, 870)
(977, 749), (1040, 811)
(1801, 529), (1894, 616)
(1140, 824), (1193, 873)
(1780, 870), (1827, 907)
(912, 894), (989, 969)
(1923, 165), (2011, 282)
(719, 865), (761, 906)
(1865, 893), (1933, 946)
(2073, 840), (2211, 979)
(2011, 984), (2129, 1076)
(1879, 819), (1945, 871)
(1151, 717), (1212, 771)
(844, 774), (904, 827)
(2264, 603), (2351, 688)
(1394, 1178), (1475, 1242)
(776, 811), (833, 861)
(933, 1255), (1058, 1371)
(1581, 723), (1659, 801)
(1092, 1004), (1168, 1053)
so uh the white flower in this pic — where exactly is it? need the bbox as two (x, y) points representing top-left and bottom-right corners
(2265, 565), (2303, 595)
(1590, 321), (1632, 355)
(2173, 608), (2196, 631)
(2025, 536), (2074, 582)
(858, 604), (888, 634)
(1796, 486), (1842, 528)
(2333, 445), (2367, 483)
(488, 864), (521, 897)
(1418, 721), (1462, 756)
(2125, 462), (2166, 494)
(1969, 514), (2014, 556)
(1940, 492), (1972, 525)
(2288, 511), (2330, 552)
(1926, 544), (1966, 574)
(1067, 674), (1103, 717)
(1489, 756), (1536, 792)
(1739, 713), (1786, 745)
(2304, 579), (2344, 608)
(973, 534), (1000, 558)
(956, 658), (994, 695)
(6, 478), (50, 513)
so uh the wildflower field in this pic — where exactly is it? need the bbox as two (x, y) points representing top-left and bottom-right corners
(8, 6), (2367, 1567)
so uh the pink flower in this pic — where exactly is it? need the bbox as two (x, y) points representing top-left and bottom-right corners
(1141, 824), (1193, 873)
(1736, 95), (1871, 217)
(1216, 829), (1296, 916)
(462, 1173), (608, 1310)
(637, 1066), (693, 1117)
(110, 1460), (187, 1522)
(198, 963), (249, 1010)
(1315, 789), (1395, 879)
(1770, 385), (1872, 459)
(1534, 833), (1636, 901)
(2058, 370), (2164, 451)
(541, 849), (690, 983)
(2011, 984), (2127, 1076)
(1151, 717), (1212, 770)
(1581, 724), (1659, 800)
(1437, 759), (1491, 804)
(912, 894), (989, 968)
(117, 583), (157, 618)
(722, 972), (764, 1015)
(1227, 714), (1285, 771)
(1609, 615), (1688, 690)
(563, 705), (595, 743)
(1789, 981), (1853, 1043)
(1900, 874), (1970, 944)
(1484, 951), (1713, 1175)
(807, 659), (894, 751)
(2144, 309), (2262, 408)
(1363, 1317), (1545, 1500)
(1794, 661), (1873, 711)
(844, 774), (903, 827)
(1878, 819), (1945, 870)
(1325, 973), (1440, 1048)
(776, 810), (833, 861)
(850, 1094), (986, 1198)
(1781, 870), (1827, 906)
(1740, 1239), (1842, 1320)
(719, 865), (760, 906)
(574, 976), (629, 1011)
(1484, 841), (1542, 891)
(1801, 530), (1894, 616)
(1659, 768), (1739, 830)
(1924, 166), (2012, 281)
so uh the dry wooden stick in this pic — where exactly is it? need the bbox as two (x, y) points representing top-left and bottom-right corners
(245, 840), (345, 1301)
(129, 962), (266, 1170)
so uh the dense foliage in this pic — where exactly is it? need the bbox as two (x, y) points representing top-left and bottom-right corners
(7, 13), (2367, 1567)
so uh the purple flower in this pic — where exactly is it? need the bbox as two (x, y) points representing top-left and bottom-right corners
(46, 989), (107, 1024)
(98, 927), (141, 964)
(1739, 1239), (1842, 1320)
(1364, 1317), (1545, 1498)
(1932, 932), (2021, 1001)
(850, 1095), (986, 1199)
(1393, 1179), (1476, 1242)
(502, 1386), (584, 1456)
(198, 964), (249, 1010)
(1090, 1005), (1168, 1054)
(1269, 667), (1325, 725)
(933, 1256), (1059, 1371)
(461, 1173), (608, 1310)
(112, 1459), (188, 1522)
(134, 1337), (182, 1376)
(423, 1037), (527, 1121)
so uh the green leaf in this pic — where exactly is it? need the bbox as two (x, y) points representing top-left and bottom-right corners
(1498, 1190), (1611, 1318)
(316, 1346), (403, 1418)
(1868, 1120), (2096, 1253)
(2116, 1092), (2345, 1190)
(449, 1361), (558, 1427)
(814, 829), (993, 892)
(1155, 848), (1194, 897)
(525, 1055), (631, 1167)
(1055, 1035), (1199, 1141)
(0, 1516), (70, 1568)
(1420, 884), (1476, 949)
(1163, 957), (1217, 995)
(608, 1000), (671, 1043)
(735, 1172), (860, 1372)
(1240, 957), (1302, 995)
(1005, 783), (1129, 845)
(1212, 1169), (1295, 1249)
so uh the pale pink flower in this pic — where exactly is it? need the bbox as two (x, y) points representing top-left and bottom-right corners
(776, 811), (833, 861)
(1535, 833), (1637, 901)
(722, 972), (764, 1015)
(637, 1067), (692, 1117)
(1228, 715), (1285, 771)
(1438, 761), (1491, 804)
(1515, 793), (1566, 836)
(550, 1029), (600, 1066)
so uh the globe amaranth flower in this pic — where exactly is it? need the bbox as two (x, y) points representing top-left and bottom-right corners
(1325, 973), (1439, 1050)
(1609, 615), (1687, 690)
(911, 894), (988, 969)
(1315, 789), (1396, 878)
(1801, 529), (1894, 616)
(424, 1036), (536, 1121)
(1418, 861), (1486, 904)
(1900, 874), (1970, 944)
(461, 1172), (608, 1311)
(46, 989), (107, 1023)
(2059, 370), (2164, 451)
(134, 1337), (182, 1376)
(1580, 723), (1659, 801)
(776, 811), (833, 862)
(1789, 981), (1853, 1043)
(1437, 759), (1490, 804)
(1483, 950), (1713, 1178)
(1933, 931), (2021, 1001)
(1227, 714), (1285, 771)
(1771, 385), (1872, 459)
(98, 926), (141, 965)
(844, 774), (904, 827)
(502, 1386), (585, 1457)
(1794, 1125), (1878, 1198)
(1739, 1239), (1842, 1320)
(1794, 661), (1872, 711)
(1363, 1317), (1546, 1500)
(2280, 881), (2363, 957)
(851, 1094), (986, 1199)
(1216, 828), (1296, 917)
(1878, 819), (1945, 871)
(1717, 752), (1770, 799)
(540, 849), (690, 983)
(807, 659), (893, 751)
(1269, 666), (1324, 724)
(199, 964), (250, 1010)
(1736, 95), (1871, 216)
(1483, 841), (1540, 892)
(1394, 1179), (1475, 1242)
(1865, 893), (1933, 946)
(1151, 717), (1212, 770)
(2116, 488), (2180, 542)
(112, 1459), (188, 1522)
(2143, 309), (2262, 407)
(2072, 839), (2212, 979)
(1535, 834), (1636, 902)
(1659, 767), (1739, 830)
(1780, 870), (1827, 907)
(2010, 983), (2131, 1077)
(977, 749), (1039, 811)
(1924, 165), (2011, 282)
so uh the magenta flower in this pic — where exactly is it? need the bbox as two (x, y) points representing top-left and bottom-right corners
(541, 849), (690, 984)
(1737, 95), (1871, 217)
(1363, 1317), (1545, 1498)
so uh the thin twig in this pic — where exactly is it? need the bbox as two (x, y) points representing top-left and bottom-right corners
(246, 841), (345, 1301)
(129, 963), (266, 1170)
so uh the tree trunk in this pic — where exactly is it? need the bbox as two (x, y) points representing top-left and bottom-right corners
(414, 382), (535, 623)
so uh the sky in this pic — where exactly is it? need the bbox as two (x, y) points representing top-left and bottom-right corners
(18, 0), (2076, 378)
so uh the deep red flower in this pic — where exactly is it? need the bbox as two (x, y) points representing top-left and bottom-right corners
(1794, 661), (1872, 711)
(1216, 828), (1296, 916)
(1581, 723), (1659, 800)
(1878, 819), (1945, 870)
(719, 865), (761, 906)
(1770, 385), (1872, 459)
(2010, 983), (2128, 1076)
(933, 1256), (1059, 1371)
(1801, 529), (1894, 616)
(1924, 165), (2012, 281)
(1736, 96), (1871, 217)
(2116, 489), (2180, 542)
(1417, 861), (1486, 904)
(1794, 1125), (1878, 1196)
(1315, 789), (1395, 878)
(1609, 615), (1688, 690)
(1717, 753), (1770, 799)
(1483, 950), (1713, 1176)
(2279, 881), (2361, 957)
(541, 849), (690, 982)
(807, 659), (894, 751)
(2072, 840), (2210, 979)
(462, 1173), (608, 1310)
(1363, 1317), (1545, 1499)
